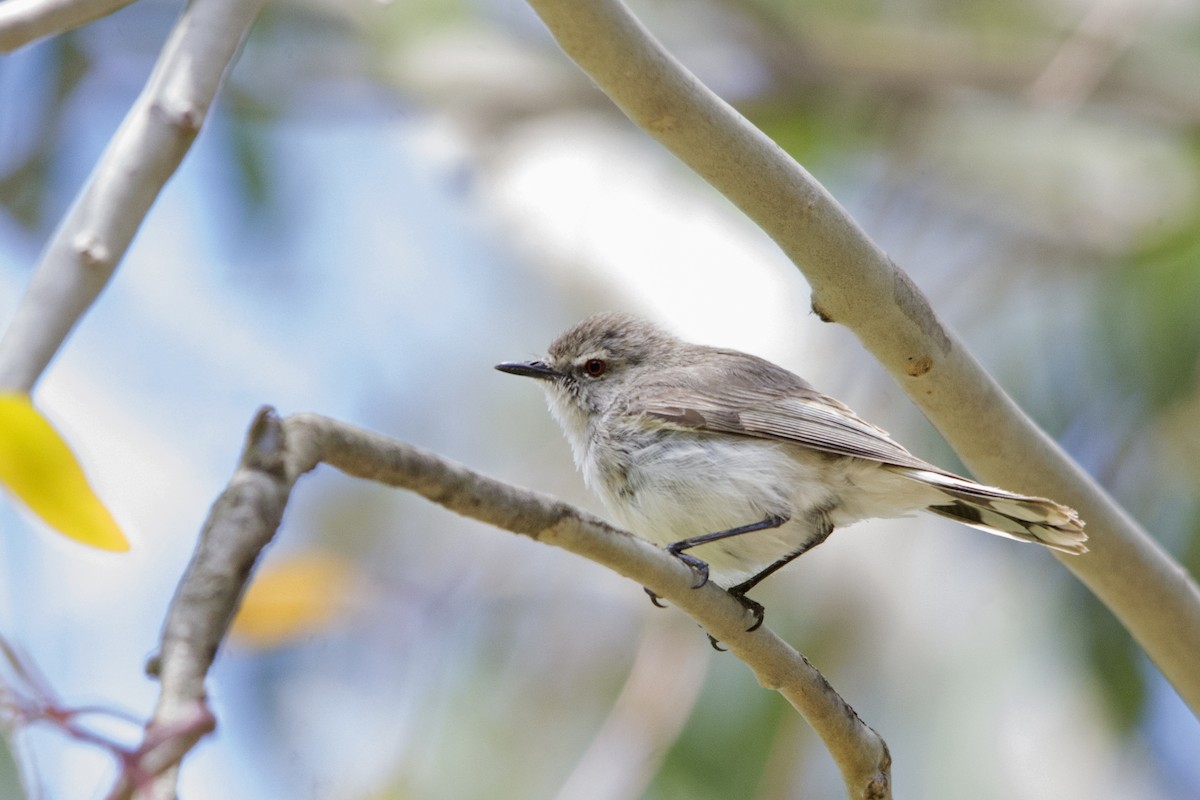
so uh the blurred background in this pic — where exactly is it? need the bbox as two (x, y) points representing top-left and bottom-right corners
(1, 0), (1199, 797)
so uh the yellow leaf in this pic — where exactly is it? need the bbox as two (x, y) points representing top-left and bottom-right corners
(231, 552), (357, 649)
(0, 393), (129, 551)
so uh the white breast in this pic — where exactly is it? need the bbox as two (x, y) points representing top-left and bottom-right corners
(583, 429), (845, 586)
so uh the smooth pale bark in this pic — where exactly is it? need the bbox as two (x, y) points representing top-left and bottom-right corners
(0, 0), (138, 52)
(522, 0), (1200, 716)
(0, 0), (266, 391)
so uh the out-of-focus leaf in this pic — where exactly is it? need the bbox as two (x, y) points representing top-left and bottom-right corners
(0, 732), (23, 800)
(0, 35), (90, 231)
(231, 551), (358, 649)
(1101, 239), (1200, 411)
(651, 657), (786, 799)
(1096, 136), (1200, 414)
(1083, 607), (1146, 732)
(749, 95), (877, 169)
(0, 393), (128, 552)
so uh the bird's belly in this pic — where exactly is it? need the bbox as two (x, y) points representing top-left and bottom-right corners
(586, 434), (838, 586)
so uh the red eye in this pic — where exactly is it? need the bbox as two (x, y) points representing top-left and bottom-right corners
(584, 359), (606, 377)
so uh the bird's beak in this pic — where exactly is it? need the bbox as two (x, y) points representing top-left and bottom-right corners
(495, 359), (561, 380)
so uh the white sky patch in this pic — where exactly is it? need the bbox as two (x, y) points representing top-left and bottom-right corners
(481, 112), (821, 364)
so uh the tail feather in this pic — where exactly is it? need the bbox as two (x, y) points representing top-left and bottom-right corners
(895, 468), (1088, 555)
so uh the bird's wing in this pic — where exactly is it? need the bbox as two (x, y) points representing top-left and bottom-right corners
(626, 352), (1086, 550)
(628, 355), (940, 472)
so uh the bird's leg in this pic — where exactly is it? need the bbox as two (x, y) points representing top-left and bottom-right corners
(725, 514), (834, 632)
(663, 514), (790, 590)
(648, 514), (804, 645)
(653, 513), (795, 651)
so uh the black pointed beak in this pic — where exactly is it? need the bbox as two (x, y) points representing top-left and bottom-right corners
(495, 360), (562, 380)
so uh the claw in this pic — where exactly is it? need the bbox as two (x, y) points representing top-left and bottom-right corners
(703, 592), (764, 651)
(742, 602), (766, 632)
(668, 548), (710, 589)
(729, 591), (766, 632)
(643, 587), (667, 608)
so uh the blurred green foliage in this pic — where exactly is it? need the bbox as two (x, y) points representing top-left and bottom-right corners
(0, 735), (22, 800)
(0, 36), (88, 230)
(1099, 181), (1200, 415)
(652, 659), (787, 798)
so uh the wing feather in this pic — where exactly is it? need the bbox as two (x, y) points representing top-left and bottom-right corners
(626, 351), (940, 472)
(614, 347), (1086, 551)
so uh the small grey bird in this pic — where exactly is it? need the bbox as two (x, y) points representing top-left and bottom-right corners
(497, 312), (1086, 627)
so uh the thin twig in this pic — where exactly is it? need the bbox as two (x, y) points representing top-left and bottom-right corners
(0, 0), (266, 392)
(1027, 0), (1161, 110)
(551, 617), (709, 800)
(0, 0), (137, 53)
(521, 0), (1200, 718)
(127, 408), (892, 800)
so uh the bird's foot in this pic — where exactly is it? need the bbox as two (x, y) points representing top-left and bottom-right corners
(666, 546), (710, 589)
(729, 589), (766, 632)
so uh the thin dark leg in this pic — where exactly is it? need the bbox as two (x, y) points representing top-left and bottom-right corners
(726, 515), (835, 632)
(643, 515), (792, 609)
(665, 514), (790, 589)
(643, 514), (788, 611)
(728, 523), (834, 598)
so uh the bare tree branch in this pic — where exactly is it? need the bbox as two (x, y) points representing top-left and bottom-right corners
(112, 410), (291, 800)
(725, 1), (1200, 123)
(0, 0), (137, 52)
(1026, 0), (1159, 110)
(521, 0), (1200, 718)
(126, 408), (891, 800)
(551, 617), (709, 800)
(0, 0), (265, 392)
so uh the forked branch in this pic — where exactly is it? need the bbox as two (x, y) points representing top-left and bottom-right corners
(121, 408), (891, 800)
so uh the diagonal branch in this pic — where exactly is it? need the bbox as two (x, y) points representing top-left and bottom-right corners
(521, 0), (1200, 717)
(0, 0), (138, 53)
(1026, 0), (1158, 110)
(124, 408), (891, 800)
(0, 0), (266, 392)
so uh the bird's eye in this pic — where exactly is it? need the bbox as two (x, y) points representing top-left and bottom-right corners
(583, 359), (607, 378)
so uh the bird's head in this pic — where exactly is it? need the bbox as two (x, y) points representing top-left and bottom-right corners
(496, 311), (679, 454)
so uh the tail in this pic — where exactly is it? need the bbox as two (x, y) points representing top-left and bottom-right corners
(894, 468), (1087, 555)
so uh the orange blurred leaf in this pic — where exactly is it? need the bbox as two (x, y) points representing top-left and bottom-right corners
(232, 552), (358, 648)
(0, 393), (128, 551)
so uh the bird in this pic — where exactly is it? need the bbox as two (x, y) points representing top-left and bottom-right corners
(496, 311), (1086, 628)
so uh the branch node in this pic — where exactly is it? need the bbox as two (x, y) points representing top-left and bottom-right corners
(151, 98), (204, 135)
(72, 233), (114, 270)
(904, 355), (933, 377)
(648, 113), (676, 132)
(243, 405), (287, 476)
(810, 297), (835, 323)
